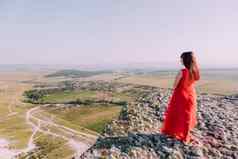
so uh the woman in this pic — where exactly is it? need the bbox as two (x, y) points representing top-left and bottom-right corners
(160, 51), (200, 144)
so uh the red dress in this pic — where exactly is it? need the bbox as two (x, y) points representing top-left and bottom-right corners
(160, 68), (197, 143)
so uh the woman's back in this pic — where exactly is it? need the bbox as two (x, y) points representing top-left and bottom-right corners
(176, 68), (197, 93)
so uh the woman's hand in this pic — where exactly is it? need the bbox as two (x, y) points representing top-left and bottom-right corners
(192, 53), (197, 64)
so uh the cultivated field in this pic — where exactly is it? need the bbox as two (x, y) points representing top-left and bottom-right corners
(119, 69), (238, 95)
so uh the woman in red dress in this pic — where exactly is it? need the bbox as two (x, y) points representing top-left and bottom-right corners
(160, 51), (200, 143)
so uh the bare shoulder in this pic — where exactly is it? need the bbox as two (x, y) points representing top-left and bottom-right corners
(179, 68), (185, 74)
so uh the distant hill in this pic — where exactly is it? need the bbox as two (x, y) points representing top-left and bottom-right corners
(45, 69), (112, 78)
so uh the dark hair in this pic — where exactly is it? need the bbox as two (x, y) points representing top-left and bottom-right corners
(181, 51), (194, 79)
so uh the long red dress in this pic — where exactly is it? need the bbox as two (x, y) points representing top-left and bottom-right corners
(160, 68), (198, 143)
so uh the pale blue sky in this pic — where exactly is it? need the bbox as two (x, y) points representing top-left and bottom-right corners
(0, 0), (238, 68)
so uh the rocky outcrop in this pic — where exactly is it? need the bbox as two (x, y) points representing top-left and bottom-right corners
(80, 86), (238, 159)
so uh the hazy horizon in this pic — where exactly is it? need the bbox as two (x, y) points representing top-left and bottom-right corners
(1, 1), (238, 68)
(0, 63), (238, 71)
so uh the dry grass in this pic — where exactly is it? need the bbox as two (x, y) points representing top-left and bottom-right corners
(120, 75), (174, 89)
(44, 105), (122, 133)
(119, 74), (238, 95)
(0, 71), (39, 148)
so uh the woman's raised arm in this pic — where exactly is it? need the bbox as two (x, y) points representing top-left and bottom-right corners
(192, 55), (200, 81)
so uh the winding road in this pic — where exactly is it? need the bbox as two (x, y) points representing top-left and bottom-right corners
(0, 75), (98, 158)
(21, 104), (98, 158)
